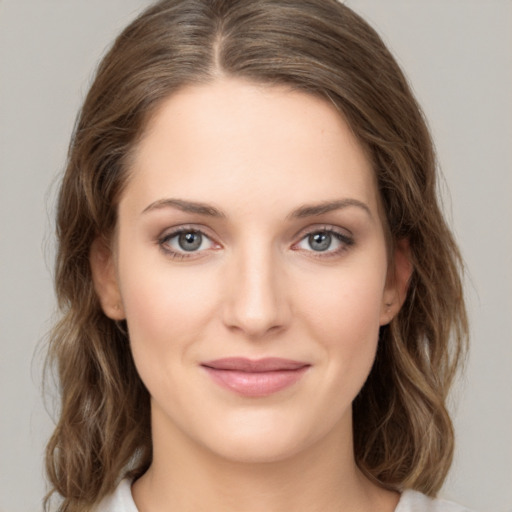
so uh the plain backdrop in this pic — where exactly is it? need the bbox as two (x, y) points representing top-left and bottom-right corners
(0, 1), (511, 511)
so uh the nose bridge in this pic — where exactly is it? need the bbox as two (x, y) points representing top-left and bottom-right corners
(223, 236), (288, 337)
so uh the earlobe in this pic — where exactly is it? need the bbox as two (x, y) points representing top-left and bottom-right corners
(90, 237), (125, 320)
(380, 238), (413, 326)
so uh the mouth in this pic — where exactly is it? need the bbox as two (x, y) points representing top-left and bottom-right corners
(200, 357), (311, 397)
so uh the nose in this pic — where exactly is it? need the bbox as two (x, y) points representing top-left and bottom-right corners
(222, 244), (291, 339)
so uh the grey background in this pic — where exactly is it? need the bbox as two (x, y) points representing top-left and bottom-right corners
(0, 1), (511, 511)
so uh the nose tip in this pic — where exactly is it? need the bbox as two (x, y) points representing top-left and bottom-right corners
(222, 253), (290, 339)
(228, 312), (281, 339)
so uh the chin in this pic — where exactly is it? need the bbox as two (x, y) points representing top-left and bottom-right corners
(198, 409), (330, 465)
(209, 434), (308, 465)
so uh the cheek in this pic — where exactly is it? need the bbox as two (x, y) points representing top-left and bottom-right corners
(301, 265), (386, 342)
(117, 253), (219, 368)
(296, 260), (387, 384)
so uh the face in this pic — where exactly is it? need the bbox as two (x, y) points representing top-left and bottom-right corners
(92, 78), (408, 464)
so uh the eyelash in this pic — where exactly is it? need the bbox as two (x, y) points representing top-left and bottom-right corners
(158, 226), (217, 260)
(292, 226), (354, 259)
(157, 225), (354, 260)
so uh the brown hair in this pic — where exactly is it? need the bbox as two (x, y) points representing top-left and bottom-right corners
(44, 0), (468, 510)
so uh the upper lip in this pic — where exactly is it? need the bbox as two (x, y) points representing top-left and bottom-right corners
(201, 357), (310, 372)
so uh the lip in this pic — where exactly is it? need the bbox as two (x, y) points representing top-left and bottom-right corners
(201, 358), (310, 397)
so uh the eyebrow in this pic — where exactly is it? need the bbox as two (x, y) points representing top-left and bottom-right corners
(142, 198), (225, 217)
(141, 197), (371, 219)
(288, 199), (372, 219)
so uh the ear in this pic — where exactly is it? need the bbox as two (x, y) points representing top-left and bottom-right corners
(380, 238), (413, 326)
(89, 237), (125, 320)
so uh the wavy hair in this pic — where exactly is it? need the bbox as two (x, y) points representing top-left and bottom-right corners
(44, 0), (468, 510)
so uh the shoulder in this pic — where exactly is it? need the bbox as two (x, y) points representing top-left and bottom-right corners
(396, 489), (474, 512)
(94, 479), (138, 512)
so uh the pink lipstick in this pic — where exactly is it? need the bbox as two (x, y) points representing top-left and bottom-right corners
(201, 357), (310, 397)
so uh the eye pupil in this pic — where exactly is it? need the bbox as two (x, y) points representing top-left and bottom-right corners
(308, 232), (331, 251)
(178, 232), (202, 251)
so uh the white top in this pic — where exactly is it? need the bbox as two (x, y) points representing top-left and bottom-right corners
(95, 479), (474, 511)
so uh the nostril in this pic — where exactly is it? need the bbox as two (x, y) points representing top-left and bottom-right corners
(223, 289), (289, 338)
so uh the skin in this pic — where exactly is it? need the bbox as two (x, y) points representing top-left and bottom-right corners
(91, 78), (411, 512)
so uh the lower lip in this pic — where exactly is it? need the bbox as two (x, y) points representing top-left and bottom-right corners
(202, 367), (309, 397)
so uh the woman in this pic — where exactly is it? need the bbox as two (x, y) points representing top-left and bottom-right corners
(44, 1), (469, 511)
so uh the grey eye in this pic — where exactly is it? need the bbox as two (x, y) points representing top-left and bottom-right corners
(160, 229), (216, 257)
(307, 232), (332, 251)
(178, 232), (203, 251)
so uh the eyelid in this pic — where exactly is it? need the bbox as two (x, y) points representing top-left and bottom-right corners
(291, 224), (355, 255)
(157, 223), (218, 240)
(155, 223), (354, 260)
(157, 224), (221, 259)
(292, 224), (353, 242)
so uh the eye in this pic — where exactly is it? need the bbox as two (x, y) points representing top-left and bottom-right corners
(294, 228), (354, 255)
(159, 228), (217, 258)
(305, 232), (335, 252)
(175, 231), (205, 251)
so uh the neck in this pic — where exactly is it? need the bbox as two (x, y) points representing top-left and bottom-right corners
(132, 407), (398, 512)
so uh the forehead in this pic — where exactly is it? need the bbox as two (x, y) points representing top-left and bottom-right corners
(122, 78), (381, 219)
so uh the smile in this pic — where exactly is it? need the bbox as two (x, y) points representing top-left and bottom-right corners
(201, 357), (311, 397)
